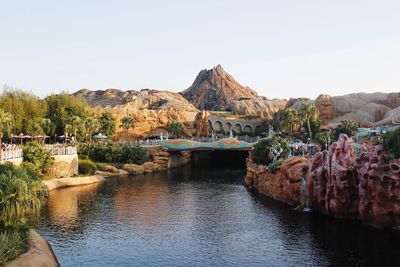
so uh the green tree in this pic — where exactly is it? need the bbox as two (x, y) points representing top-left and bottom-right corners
(299, 103), (319, 140)
(22, 141), (53, 175)
(0, 88), (47, 135)
(0, 109), (13, 144)
(119, 116), (134, 140)
(281, 108), (300, 135)
(169, 121), (185, 138)
(65, 115), (82, 142)
(383, 127), (400, 159)
(334, 119), (358, 140)
(45, 92), (87, 136)
(99, 112), (116, 137)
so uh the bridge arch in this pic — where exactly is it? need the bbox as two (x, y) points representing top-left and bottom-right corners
(233, 123), (242, 134)
(254, 125), (261, 135)
(224, 122), (232, 132)
(212, 120), (223, 132)
(243, 125), (253, 134)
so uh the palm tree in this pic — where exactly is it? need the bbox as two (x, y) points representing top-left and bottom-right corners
(40, 118), (52, 136)
(84, 117), (100, 152)
(0, 109), (13, 145)
(282, 108), (300, 135)
(67, 116), (82, 143)
(119, 116), (134, 141)
(299, 103), (319, 140)
(64, 123), (73, 144)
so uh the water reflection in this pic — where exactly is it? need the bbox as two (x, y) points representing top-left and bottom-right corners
(38, 161), (400, 267)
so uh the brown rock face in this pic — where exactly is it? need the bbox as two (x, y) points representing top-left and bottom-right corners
(76, 89), (199, 139)
(383, 92), (400, 109)
(315, 94), (336, 123)
(181, 65), (258, 111)
(194, 110), (210, 137)
(181, 65), (287, 118)
(355, 146), (400, 228)
(245, 156), (309, 207)
(307, 134), (359, 218)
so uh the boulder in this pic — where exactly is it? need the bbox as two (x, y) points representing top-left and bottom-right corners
(122, 164), (145, 174)
(101, 165), (119, 173)
(143, 162), (154, 173)
(245, 156), (309, 207)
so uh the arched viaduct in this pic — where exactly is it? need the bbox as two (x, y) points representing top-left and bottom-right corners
(207, 115), (265, 135)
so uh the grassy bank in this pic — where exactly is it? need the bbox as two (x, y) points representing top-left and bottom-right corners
(0, 230), (27, 265)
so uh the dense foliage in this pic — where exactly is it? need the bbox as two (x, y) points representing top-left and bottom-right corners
(78, 159), (97, 175)
(99, 112), (116, 137)
(0, 163), (46, 227)
(314, 131), (334, 150)
(22, 142), (53, 175)
(383, 127), (400, 159)
(0, 88), (47, 137)
(79, 143), (149, 164)
(334, 119), (358, 140)
(252, 137), (290, 169)
(0, 163), (46, 264)
(280, 103), (320, 141)
(169, 121), (185, 138)
(0, 230), (27, 265)
(45, 92), (88, 136)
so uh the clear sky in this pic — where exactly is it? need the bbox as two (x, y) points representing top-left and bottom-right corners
(1, 0), (399, 99)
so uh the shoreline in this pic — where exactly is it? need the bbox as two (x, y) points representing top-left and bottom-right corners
(4, 230), (60, 267)
(43, 169), (130, 191)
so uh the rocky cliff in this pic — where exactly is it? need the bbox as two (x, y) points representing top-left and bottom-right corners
(75, 89), (199, 139)
(181, 65), (287, 118)
(246, 134), (400, 229)
(314, 92), (400, 126)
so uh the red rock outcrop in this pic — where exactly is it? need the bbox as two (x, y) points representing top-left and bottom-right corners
(315, 94), (336, 123)
(245, 156), (309, 207)
(354, 146), (400, 228)
(307, 134), (359, 218)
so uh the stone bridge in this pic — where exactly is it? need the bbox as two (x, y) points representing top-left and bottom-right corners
(207, 115), (265, 135)
(161, 138), (254, 151)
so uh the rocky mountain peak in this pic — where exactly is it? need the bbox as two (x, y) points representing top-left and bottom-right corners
(181, 65), (258, 111)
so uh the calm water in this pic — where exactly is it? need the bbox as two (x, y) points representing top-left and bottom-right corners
(38, 159), (400, 267)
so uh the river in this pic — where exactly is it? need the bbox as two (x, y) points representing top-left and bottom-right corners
(38, 159), (400, 267)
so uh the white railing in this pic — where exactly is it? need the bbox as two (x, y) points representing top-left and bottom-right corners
(44, 145), (77, 156)
(0, 148), (23, 161)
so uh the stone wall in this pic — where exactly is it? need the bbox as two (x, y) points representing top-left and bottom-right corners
(122, 146), (191, 175)
(46, 155), (78, 178)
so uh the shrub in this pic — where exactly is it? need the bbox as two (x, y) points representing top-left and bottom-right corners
(0, 163), (46, 227)
(22, 141), (53, 175)
(252, 136), (290, 168)
(334, 119), (358, 140)
(0, 230), (27, 265)
(80, 143), (149, 164)
(78, 159), (97, 175)
(383, 126), (400, 159)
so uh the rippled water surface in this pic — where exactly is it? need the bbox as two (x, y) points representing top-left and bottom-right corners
(38, 160), (400, 267)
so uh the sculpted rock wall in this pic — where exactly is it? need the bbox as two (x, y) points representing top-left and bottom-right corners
(245, 156), (309, 207)
(355, 146), (400, 228)
(247, 134), (400, 229)
(194, 110), (210, 137)
(307, 134), (359, 218)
